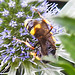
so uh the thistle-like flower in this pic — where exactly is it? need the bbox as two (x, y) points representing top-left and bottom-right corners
(0, 0), (73, 75)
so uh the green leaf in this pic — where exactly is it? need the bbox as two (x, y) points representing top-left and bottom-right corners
(53, 16), (75, 34)
(57, 61), (75, 75)
(60, 34), (75, 61)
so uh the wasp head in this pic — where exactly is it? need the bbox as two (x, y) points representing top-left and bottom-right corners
(24, 19), (34, 32)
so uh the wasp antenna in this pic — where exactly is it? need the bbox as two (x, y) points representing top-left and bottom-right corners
(34, 9), (53, 29)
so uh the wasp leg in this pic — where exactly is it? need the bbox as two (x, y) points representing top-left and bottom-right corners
(13, 38), (35, 50)
(13, 38), (41, 60)
(34, 9), (53, 31)
(30, 52), (41, 60)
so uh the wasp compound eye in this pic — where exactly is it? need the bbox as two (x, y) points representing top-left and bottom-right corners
(24, 19), (33, 28)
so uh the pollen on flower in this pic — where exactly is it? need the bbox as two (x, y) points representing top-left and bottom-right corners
(8, 0), (16, 7)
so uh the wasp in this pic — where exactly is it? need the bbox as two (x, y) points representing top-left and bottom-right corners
(13, 9), (56, 61)
(24, 9), (56, 60)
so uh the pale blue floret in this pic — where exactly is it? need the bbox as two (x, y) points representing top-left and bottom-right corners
(21, 1), (28, 7)
(1, 9), (9, 17)
(15, 12), (25, 18)
(9, 20), (17, 27)
(0, 18), (3, 24)
(8, 0), (16, 7)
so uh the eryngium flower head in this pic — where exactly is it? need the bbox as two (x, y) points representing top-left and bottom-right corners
(0, 0), (66, 75)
